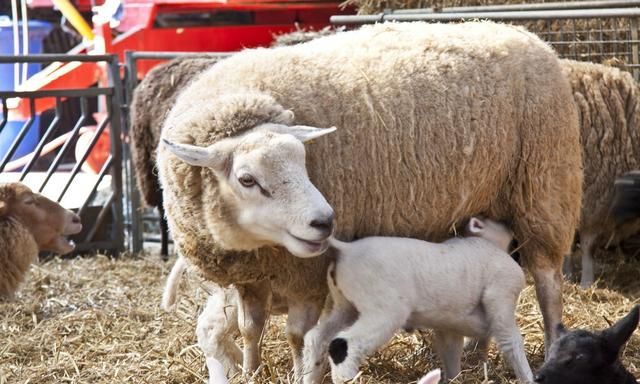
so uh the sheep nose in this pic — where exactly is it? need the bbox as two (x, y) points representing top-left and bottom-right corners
(72, 214), (81, 224)
(310, 213), (334, 237)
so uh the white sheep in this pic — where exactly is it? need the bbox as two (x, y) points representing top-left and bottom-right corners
(157, 21), (582, 382)
(303, 217), (532, 383)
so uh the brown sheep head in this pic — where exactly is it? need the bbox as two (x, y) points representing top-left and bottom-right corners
(0, 182), (83, 254)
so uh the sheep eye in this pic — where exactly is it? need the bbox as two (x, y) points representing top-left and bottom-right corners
(238, 174), (256, 188)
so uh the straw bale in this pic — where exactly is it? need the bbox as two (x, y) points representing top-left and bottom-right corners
(1, 251), (638, 383)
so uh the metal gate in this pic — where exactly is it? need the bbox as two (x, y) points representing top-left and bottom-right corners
(0, 54), (125, 254)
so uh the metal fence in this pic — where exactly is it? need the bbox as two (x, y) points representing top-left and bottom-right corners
(123, 51), (231, 257)
(332, 5), (640, 80)
(0, 54), (125, 254)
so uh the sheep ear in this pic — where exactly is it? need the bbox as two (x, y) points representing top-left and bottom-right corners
(417, 369), (441, 384)
(162, 138), (231, 172)
(602, 305), (639, 357)
(264, 124), (337, 143)
(466, 217), (485, 235)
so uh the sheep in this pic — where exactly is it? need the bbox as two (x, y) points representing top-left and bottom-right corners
(560, 60), (640, 288)
(0, 182), (83, 298)
(534, 305), (639, 384)
(302, 217), (532, 383)
(156, 21), (582, 382)
(129, 56), (223, 256)
(611, 171), (640, 225)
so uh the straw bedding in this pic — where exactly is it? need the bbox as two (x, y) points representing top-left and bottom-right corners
(1, 249), (638, 384)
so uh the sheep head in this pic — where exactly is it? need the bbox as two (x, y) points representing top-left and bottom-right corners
(0, 182), (83, 254)
(162, 123), (336, 258)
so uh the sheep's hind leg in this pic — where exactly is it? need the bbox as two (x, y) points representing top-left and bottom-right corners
(328, 310), (405, 383)
(287, 299), (323, 383)
(197, 288), (242, 381)
(433, 331), (464, 381)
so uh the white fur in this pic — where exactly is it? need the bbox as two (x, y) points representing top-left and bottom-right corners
(162, 256), (188, 312)
(418, 369), (441, 384)
(303, 218), (533, 383)
(162, 124), (336, 258)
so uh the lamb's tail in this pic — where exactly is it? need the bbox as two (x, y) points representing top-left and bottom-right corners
(162, 256), (188, 312)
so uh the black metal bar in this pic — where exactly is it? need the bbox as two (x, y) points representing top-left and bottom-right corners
(0, 54), (115, 64)
(0, 99), (35, 172)
(77, 155), (113, 217)
(392, 0), (640, 14)
(39, 96), (88, 192)
(57, 114), (111, 202)
(84, 192), (115, 243)
(0, 88), (112, 98)
(331, 8), (640, 25)
(0, 98), (7, 135)
(107, 58), (126, 253)
(20, 97), (62, 180)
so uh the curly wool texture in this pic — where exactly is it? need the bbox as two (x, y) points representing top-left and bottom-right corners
(0, 186), (39, 298)
(157, 22), (582, 297)
(561, 59), (640, 246)
(130, 57), (222, 207)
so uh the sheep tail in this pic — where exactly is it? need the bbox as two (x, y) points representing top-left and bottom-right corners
(162, 256), (188, 312)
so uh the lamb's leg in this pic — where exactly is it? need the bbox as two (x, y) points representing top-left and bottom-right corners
(579, 233), (597, 288)
(237, 281), (271, 374)
(433, 331), (464, 380)
(303, 297), (358, 384)
(286, 299), (322, 382)
(158, 204), (169, 260)
(196, 289), (242, 380)
(484, 292), (533, 383)
(328, 311), (405, 383)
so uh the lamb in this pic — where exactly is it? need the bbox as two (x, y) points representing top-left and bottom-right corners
(157, 21), (582, 381)
(534, 305), (639, 384)
(302, 217), (532, 383)
(0, 182), (83, 298)
(560, 60), (640, 288)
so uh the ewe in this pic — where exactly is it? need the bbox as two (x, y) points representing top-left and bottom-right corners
(0, 182), (82, 298)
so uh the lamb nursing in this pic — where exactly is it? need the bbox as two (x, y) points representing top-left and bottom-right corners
(303, 217), (532, 383)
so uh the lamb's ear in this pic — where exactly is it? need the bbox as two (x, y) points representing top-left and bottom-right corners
(417, 369), (441, 384)
(466, 217), (485, 235)
(162, 138), (233, 173)
(602, 306), (639, 358)
(265, 124), (337, 143)
(556, 323), (569, 338)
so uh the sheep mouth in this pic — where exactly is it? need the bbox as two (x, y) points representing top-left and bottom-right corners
(289, 233), (330, 253)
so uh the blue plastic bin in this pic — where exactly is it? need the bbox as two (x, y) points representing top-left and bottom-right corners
(0, 17), (52, 163)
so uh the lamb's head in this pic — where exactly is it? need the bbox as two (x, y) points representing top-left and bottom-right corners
(464, 217), (514, 252)
(162, 123), (336, 258)
(0, 182), (83, 254)
(534, 305), (639, 384)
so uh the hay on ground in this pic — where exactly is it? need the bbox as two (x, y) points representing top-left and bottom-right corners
(0, 250), (638, 383)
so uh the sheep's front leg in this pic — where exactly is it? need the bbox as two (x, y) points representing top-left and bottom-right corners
(433, 331), (464, 380)
(303, 297), (358, 384)
(287, 299), (322, 382)
(196, 288), (242, 381)
(237, 281), (271, 374)
(328, 310), (405, 383)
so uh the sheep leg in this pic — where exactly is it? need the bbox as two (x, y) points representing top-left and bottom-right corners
(196, 289), (242, 380)
(579, 233), (597, 288)
(237, 281), (271, 374)
(303, 297), (358, 384)
(530, 263), (563, 358)
(287, 299), (322, 382)
(484, 295), (533, 383)
(328, 311), (405, 383)
(158, 204), (169, 259)
(433, 330), (464, 380)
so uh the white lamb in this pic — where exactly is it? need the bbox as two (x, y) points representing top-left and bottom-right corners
(303, 217), (533, 384)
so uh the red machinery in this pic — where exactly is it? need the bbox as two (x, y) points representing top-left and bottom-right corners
(14, 0), (353, 117)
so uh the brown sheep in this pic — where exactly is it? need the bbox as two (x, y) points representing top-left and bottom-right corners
(0, 182), (83, 298)
(560, 60), (640, 287)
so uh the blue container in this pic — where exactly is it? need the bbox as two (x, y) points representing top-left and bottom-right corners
(0, 17), (52, 163)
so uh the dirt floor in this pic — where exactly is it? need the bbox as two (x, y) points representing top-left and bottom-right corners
(0, 250), (638, 384)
